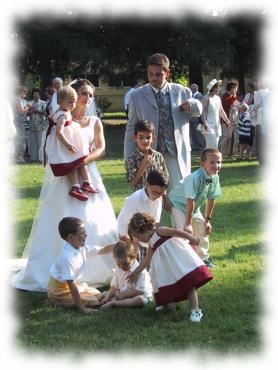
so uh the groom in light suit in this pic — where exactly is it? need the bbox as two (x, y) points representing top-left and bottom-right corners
(124, 53), (203, 191)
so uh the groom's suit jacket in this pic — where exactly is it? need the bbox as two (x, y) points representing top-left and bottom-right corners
(123, 82), (203, 179)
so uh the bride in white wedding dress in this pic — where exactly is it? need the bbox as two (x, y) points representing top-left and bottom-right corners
(11, 79), (118, 292)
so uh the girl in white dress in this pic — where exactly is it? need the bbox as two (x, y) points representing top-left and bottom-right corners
(46, 86), (98, 201)
(11, 79), (118, 292)
(200, 79), (231, 149)
(126, 213), (213, 322)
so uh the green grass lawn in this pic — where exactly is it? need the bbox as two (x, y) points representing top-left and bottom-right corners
(10, 123), (264, 355)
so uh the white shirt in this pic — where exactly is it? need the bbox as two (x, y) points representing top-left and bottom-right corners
(50, 241), (101, 282)
(111, 260), (153, 298)
(117, 188), (162, 236)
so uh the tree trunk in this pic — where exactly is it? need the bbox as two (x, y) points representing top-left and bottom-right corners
(189, 64), (204, 94)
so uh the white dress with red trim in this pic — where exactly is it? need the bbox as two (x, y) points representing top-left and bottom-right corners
(11, 116), (118, 292)
(45, 110), (89, 176)
(149, 231), (213, 307)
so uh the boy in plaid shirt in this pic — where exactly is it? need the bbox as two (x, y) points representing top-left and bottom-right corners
(125, 120), (168, 191)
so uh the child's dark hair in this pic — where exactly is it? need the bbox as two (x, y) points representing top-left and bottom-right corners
(146, 169), (169, 188)
(134, 120), (155, 136)
(200, 148), (222, 163)
(147, 53), (170, 71)
(128, 213), (156, 237)
(58, 217), (84, 240)
(113, 241), (137, 259)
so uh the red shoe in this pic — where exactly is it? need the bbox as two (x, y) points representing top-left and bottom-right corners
(81, 182), (99, 193)
(69, 186), (88, 201)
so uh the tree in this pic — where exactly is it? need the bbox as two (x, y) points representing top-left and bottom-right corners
(13, 13), (263, 93)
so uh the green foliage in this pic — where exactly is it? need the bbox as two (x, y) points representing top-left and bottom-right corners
(10, 125), (263, 353)
(174, 76), (189, 87)
(95, 96), (112, 112)
(14, 15), (264, 91)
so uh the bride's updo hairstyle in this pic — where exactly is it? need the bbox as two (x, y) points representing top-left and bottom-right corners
(70, 78), (95, 93)
(128, 212), (156, 237)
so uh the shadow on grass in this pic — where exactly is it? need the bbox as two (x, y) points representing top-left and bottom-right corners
(15, 185), (42, 200)
(213, 198), (262, 235)
(219, 164), (261, 188)
(13, 289), (47, 318)
(213, 242), (264, 263)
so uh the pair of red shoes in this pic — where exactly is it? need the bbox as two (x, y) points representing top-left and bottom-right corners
(69, 182), (99, 201)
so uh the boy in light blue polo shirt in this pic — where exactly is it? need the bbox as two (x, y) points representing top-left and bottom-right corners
(169, 148), (222, 268)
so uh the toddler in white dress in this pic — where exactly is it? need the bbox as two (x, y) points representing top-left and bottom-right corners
(45, 86), (98, 201)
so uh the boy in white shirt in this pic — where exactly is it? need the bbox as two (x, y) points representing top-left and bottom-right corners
(46, 217), (113, 313)
(117, 169), (170, 262)
(100, 241), (153, 309)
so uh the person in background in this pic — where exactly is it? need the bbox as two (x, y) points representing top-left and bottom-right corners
(28, 88), (47, 162)
(220, 80), (240, 158)
(51, 77), (63, 114)
(39, 86), (55, 162)
(0, 97), (16, 178)
(189, 83), (205, 151)
(45, 86), (55, 117)
(14, 85), (31, 163)
(237, 103), (252, 160)
(200, 79), (230, 150)
(243, 82), (257, 156)
(253, 78), (270, 165)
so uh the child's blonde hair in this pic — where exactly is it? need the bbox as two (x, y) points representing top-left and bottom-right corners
(113, 241), (137, 259)
(57, 86), (77, 105)
(128, 213), (156, 237)
(200, 148), (222, 163)
(240, 102), (249, 112)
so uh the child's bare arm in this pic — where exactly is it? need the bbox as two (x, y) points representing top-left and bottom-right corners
(157, 226), (200, 246)
(184, 198), (195, 233)
(67, 280), (97, 313)
(99, 243), (116, 255)
(219, 104), (231, 126)
(162, 193), (173, 212)
(101, 286), (116, 303)
(126, 247), (153, 283)
(204, 199), (216, 235)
